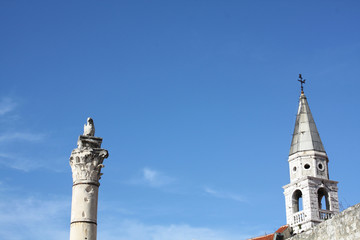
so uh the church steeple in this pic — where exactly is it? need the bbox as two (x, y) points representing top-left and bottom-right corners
(289, 92), (325, 155)
(283, 75), (339, 234)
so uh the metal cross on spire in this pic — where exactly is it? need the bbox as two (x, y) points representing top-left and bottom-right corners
(298, 74), (306, 93)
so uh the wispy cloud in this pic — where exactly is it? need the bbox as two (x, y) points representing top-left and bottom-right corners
(143, 168), (157, 182)
(0, 193), (252, 240)
(0, 132), (46, 142)
(0, 97), (16, 116)
(0, 96), (50, 171)
(142, 167), (174, 187)
(0, 195), (70, 240)
(129, 167), (174, 187)
(204, 187), (246, 202)
(0, 153), (43, 171)
(100, 219), (252, 240)
(0, 152), (68, 172)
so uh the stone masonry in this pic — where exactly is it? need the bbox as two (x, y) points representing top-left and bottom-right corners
(288, 203), (360, 240)
(283, 92), (339, 234)
(69, 118), (109, 240)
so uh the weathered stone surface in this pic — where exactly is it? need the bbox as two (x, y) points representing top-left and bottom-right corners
(69, 140), (108, 184)
(287, 203), (360, 240)
(83, 117), (95, 136)
(69, 118), (108, 240)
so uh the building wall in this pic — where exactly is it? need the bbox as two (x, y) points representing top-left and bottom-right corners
(288, 203), (360, 240)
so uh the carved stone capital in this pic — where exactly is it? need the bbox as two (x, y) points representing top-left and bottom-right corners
(69, 135), (109, 185)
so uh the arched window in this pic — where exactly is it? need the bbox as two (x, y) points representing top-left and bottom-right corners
(318, 188), (330, 210)
(292, 190), (303, 213)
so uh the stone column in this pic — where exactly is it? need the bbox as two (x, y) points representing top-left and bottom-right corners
(69, 118), (109, 240)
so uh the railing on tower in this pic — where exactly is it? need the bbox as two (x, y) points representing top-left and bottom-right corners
(293, 211), (306, 225)
(319, 209), (333, 220)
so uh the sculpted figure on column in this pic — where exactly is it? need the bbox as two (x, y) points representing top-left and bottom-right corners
(83, 117), (95, 137)
(69, 118), (109, 240)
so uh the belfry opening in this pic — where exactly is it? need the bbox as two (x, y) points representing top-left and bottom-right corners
(318, 188), (330, 211)
(292, 190), (303, 213)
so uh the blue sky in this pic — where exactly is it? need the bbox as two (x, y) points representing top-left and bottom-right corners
(1, 1), (360, 239)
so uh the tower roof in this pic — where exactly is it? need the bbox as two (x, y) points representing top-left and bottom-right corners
(289, 92), (326, 155)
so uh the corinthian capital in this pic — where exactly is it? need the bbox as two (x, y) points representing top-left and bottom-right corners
(69, 120), (109, 185)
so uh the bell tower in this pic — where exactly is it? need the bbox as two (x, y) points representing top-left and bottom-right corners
(283, 75), (339, 234)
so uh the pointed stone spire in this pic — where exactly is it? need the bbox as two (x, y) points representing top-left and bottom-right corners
(289, 92), (325, 155)
(284, 79), (340, 234)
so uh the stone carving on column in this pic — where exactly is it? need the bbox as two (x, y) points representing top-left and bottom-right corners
(83, 117), (95, 137)
(69, 118), (109, 240)
(70, 118), (108, 185)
